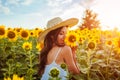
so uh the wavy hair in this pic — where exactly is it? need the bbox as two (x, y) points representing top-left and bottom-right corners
(38, 27), (64, 75)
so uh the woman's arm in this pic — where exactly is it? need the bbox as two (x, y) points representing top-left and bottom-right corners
(63, 46), (80, 74)
(71, 46), (80, 72)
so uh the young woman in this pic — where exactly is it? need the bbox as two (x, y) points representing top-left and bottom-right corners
(38, 17), (80, 80)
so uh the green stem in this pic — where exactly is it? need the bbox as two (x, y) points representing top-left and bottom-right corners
(98, 70), (105, 80)
(106, 55), (109, 79)
(29, 51), (33, 80)
(8, 63), (10, 77)
(105, 46), (112, 80)
(87, 50), (90, 80)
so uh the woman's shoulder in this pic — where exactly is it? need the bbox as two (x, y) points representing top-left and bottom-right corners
(61, 45), (73, 59)
(62, 45), (72, 52)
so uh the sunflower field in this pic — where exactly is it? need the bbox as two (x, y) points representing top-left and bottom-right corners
(1, 25), (120, 80)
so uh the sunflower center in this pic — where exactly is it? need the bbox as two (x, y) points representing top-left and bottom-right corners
(79, 38), (82, 42)
(7, 31), (15, 39)
(69, 35), (76, 42)
(107, 41), (112, 45)
(35, 28), (39, 30)
(25, 45), (30, 49)
(30, 32), (33, 35)
(21, 31), (28, 38)
(88, 42), (95, 49)
(0, 29), (5, 35)
(16, 28), (21, 32)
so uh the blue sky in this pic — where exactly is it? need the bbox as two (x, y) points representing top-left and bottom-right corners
(0, 0), (120, 30)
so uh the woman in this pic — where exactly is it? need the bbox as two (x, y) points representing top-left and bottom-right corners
(38, 17), (80, 80)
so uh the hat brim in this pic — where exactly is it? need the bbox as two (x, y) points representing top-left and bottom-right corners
(38, 18), (79, 42)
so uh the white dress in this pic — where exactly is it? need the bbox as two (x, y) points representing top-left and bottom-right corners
(40, 48), (68, 80)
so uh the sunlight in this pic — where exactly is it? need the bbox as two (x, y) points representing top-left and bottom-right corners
(92, 0), (120, 30)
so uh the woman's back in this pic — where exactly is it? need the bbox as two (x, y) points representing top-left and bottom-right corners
(40, 47), (68, 80)
(47, 46), (64, 65)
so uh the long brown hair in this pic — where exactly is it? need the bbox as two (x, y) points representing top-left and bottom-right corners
(38, 26), (64, 75)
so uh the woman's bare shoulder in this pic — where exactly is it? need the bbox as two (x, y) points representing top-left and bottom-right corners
(61, 46), (73, 59)
(62, 45), (72, 52)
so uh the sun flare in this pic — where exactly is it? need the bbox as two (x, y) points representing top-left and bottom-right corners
(92, 0), (120, 30)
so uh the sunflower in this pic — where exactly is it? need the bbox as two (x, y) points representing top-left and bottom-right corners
(12, 74), (24, 80)
(65, 31), (79, 47)
(7, 27), (13, 31)
(6, 30), (17, 42)
(0, 25), (6, 39)
(35, 27), (39, 30)
(36, 42), (44, 51)
(88, 41), (96, 50)
(4, 77), (11, 80)
(105, 39), (113, 46)
(30, 30), (36, 37)
(60, 63), (67, 71)
(90, 37), (100, 44)
(14, 27), (22, 34)
(112, 38), (120, 48)
(112, 38), (120, 54)
(22, 42), (32, 51)
(49, 67), (60, 78)
(78, 35), (86, 45)
(20, 29), (30, 40)
(35, 29), (43, 37)
(4, 74), (24, 80)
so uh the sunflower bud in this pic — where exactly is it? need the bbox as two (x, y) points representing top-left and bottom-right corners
(60, 63), (67, 71)
(49, 67), (60, 78)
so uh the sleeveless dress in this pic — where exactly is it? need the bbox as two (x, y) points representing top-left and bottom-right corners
(40, 48), (68, 80)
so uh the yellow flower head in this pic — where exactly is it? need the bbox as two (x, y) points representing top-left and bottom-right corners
(4, 77), (11, 80)
(7, 27), (13, 31)
(112, 38), (120, 48)
(35, 27), (39, 30)
(36, 42), (44, 51)
(30, 30), (36, 37)
(20, 29), (30, 40)
(0, 25), (6, 39)
(6, 30), (17, 42)
(12, 74), (24, 80)
(20, 77), (24, 80)
(65, 31), (79, 47)
(35, 29), (43, 37)
(105, 40), (113, 46)
(78, 35), (86, 45)
(13, 74), (18, 80)
(22, 42), (32, 51)
(14, 27), (22, 34)
(4, 74), (24, 80)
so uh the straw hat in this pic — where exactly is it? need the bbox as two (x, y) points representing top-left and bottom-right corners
(38, 17), (79, 42)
